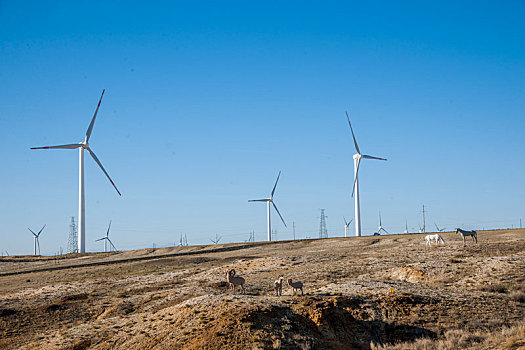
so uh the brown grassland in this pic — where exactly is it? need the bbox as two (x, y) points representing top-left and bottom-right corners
(0, 229), (524, 349)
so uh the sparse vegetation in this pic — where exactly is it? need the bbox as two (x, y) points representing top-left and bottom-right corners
(0, 229), (523, 349)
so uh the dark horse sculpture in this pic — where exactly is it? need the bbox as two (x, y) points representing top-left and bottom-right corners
(455, 228), (478, 246)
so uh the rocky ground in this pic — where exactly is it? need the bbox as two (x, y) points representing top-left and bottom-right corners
(0, 229), (523, 349)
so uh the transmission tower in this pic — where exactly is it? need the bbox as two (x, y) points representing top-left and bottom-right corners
(422, 205), (426, 233)
(319, 209), (328, 239)
(67, 217), (78, 253)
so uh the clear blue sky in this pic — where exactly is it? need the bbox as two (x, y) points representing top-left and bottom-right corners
(1, 1), (524, 255)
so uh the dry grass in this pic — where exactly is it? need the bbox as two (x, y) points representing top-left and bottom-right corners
(373, 323), (525, 350)
(0, 229), (524, 349)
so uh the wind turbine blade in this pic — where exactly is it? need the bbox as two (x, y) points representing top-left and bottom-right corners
(382, 228), (389, 234)
(85, 89), (105, 143)
(272, 201), (287, 227)
(346, 111), (361, 154)
(106, 220), (112, 238)
(435, 223), (439, 231)
(351, 158), (361, 197)
(379, 212), (382, 226)
(343, 217), (348, 226)
(248, 199), (270, 202)
(37, 224), (46, 237)
(95, 237), (106, 242)
(31, 144), (81, 150)
(271, 171), (281, 198)
(28, 228), (37, 237)
(108, 238), (117, 251)
(362, 154), (387, 161)
(86, 147), (121, 196)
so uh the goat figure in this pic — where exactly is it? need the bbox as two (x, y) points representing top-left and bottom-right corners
(455, 228), (477, 246)
(226, 269), (246, 294)
(274, 276), (284, 296)
(287, 278), (304, 296)
(425, 234), (445, 247)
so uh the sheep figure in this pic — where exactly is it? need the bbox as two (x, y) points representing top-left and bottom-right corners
(274, 276), (284, 296)
(287, 278), (304, 296)
(226, 269), (246, 294)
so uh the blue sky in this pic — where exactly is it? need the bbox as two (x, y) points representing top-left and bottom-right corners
(1, 1), (524, 255)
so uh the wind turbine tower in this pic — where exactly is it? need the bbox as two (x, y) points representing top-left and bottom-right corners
(346, 112), (387, 237)
(31, 90), (121, 253)
(377, 212), (389, 234)
(344, 217), (353, 238)
(249, 171), (287, 241)
(95, 221), (116, 252)
(28, 225), (46, 255)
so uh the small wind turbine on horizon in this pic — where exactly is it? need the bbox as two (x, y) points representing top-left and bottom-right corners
(31, 90), (121, 253)
(404, 218), (409, 234)
(249, 171), (287, 242)
(343, 217), (353, 238)
(376, 212), (389, 235)
(95, 221), (117, 252)
(346, 112), (387, 237)
(28, 225), (45, 255)
(435, 223), (446, 232)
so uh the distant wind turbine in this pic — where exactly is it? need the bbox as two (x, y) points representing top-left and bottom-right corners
(434, 223), (446, 232)
(31, 90), (121, 253)
(249, 171), (287, 241)
(346, 112), (387, 237)
(404, 218), (409, 234)
(376, 212), (389, 235)
(95, 221), (116, 252)
(28, 225), (45, 255)
(343, 217), (353, 238)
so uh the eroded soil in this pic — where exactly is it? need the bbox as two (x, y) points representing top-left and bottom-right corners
(0, 229), (523, 349)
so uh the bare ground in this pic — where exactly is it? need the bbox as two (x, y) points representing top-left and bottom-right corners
(0, 229), (523, 349)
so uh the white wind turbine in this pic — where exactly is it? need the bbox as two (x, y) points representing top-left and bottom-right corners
(343, 217), (353, 238)
(376, 212), (389, 235)
(95, 221), (117, 252)
(434, 223), (446, 232)
(28, 225), (45, 255)
(346, 112), (387, 237)
(249, 171), (287, 242)
(404, 218), (409, 234)
(31, 90), (121, 253)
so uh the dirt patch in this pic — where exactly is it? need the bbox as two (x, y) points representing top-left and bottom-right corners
(391, 267), (426, 283)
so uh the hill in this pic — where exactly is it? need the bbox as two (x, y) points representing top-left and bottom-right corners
(0, 229), (524, 349)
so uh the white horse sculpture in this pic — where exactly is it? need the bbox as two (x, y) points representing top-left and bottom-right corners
(425, 234), (445, 247)
(455, 228), (477, 246)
